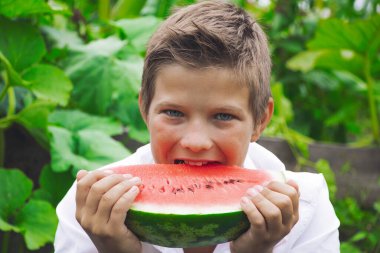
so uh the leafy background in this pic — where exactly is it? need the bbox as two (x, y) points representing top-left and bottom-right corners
(0, 0), (379, 252)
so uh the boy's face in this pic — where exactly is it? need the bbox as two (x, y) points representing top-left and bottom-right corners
(140, 64), (271, 167)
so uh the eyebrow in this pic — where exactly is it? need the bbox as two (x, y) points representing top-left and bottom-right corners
(153, 102), (186, 111)
(213, 106), (244, 115)
(154, 102), (245, 116)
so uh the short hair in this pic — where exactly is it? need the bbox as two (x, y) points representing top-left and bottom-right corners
(140, 0), (272, 127)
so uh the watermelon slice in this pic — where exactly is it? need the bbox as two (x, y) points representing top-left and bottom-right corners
(112, 164), (285, 248)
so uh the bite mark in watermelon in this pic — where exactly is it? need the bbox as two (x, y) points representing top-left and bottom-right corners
(112, 164), (285, 248)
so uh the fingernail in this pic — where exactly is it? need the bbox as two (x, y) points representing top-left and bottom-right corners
(254, 185), (264, 192)
(76, 170), (87, 179)
(247, 187), (259, 197)
(123, 174), (133, 179)
(130, 185), (139, 193)
(130, 177), (141, 184)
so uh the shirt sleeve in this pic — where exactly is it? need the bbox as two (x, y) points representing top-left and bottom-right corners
(273, 171), (340, 253)
(54, 144), (158, 253)
(54, 182), (98, 253)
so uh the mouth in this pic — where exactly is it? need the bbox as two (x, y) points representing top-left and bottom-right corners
(174, 159), (221, 166)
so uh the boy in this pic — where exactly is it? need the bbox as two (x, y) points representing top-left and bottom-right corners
(54, 1), (340, 253)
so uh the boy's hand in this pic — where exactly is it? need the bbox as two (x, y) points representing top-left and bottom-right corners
(75, 169), (142, 253)
(231, 180), (300, 253)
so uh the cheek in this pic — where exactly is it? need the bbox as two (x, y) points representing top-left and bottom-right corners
(219, 128), (252, 165)
(149, 119), (178, 162)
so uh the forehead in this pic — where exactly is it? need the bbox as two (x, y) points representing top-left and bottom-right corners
(151, 64), (251, 109)
(155, 64), (244, 93)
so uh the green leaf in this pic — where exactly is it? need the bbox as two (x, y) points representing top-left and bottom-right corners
(68, 36), (126, 56)
(340, 242), (362, 253)
(111, 0), (147, 19)
(49, 110), (123, 136)
(15, 200), (58, 250)
(48, 126), (76, 172)
(142, 0), (176, 18)
(288, 16), (380, 79)
(0, 0), (53, 18)
(22, 64), (73, 106)
(349, 231), (367, 242)
(111, 98), (149, 143)
(0, 17), (46, 71)
(127, 126), (150, 143)
(49, 126), (130, 173)
(315, 159), (337, 200)
(41, 26), (83, 49)
(0, 218), (19, 232)
(75, 129), (130, 171)
(112, 16), (162, 53)
(286, 51), (322, 72)
(308, 16), (380, 55)
(325, 103), (360, 128)
(374, 200), (380, 213)
(0, 52), (29, 87)
(271, 82), (293, 122)
(315, 50), (364, 78)
(0, 169), (33, 231)
(287, 49), (364, 77)
(33, 166), (75, 207)
(287, 128), (312, 158)
(65, 37), (143, 114)
(16, 101), (55, 149)
(333, 70), (367, 92)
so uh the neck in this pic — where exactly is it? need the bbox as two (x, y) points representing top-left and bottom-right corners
(183, 245), (216, 253)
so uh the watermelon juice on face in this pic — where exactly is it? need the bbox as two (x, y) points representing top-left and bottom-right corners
(140, 64), (273, 168)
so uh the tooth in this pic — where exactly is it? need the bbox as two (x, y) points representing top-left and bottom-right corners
(188, 161), (203, 166)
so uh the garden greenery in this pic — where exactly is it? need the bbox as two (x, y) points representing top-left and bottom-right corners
(0, 0), (379, 252)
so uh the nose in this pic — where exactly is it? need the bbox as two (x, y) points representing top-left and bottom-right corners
(180, 124), (213, 152)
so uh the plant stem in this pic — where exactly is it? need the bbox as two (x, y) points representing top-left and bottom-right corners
(0, 75), (9, 102)
(0, 129), (3, 167)
(98, 0), (110, 20)
(364, 54), (380, 145)
(7, 87), (15, 117)
(1, 231), (10, 253)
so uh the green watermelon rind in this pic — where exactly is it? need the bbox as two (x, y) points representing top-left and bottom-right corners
(121, 167), (287, 248)
(125, 209), (250, 248)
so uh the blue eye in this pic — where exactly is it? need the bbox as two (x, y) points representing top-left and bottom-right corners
(164, 110), (183, 117)
(215, 113), (234, 121)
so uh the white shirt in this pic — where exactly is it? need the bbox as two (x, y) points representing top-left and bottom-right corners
(54, 143), (340, 253)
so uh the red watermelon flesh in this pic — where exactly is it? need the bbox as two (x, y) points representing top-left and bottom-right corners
(112, 164), (284, 213)
(111, 164), (285, 247)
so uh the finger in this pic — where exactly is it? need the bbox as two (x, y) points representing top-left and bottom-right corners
(109, 185), (140, 229)
(267, 181), (300, 215)
(247, 186), (282, 233)
(240, 196), (266, 233)
(260, 184), (294, 226)
(76, 170), (88, 181)
(76, 170), (114, 212)
(286, 180), (300, 214)
(84, 174), (132, 216)
(96, 177), (141, 223)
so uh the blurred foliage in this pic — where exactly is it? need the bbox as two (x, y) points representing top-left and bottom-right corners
(0, 0), (379, 252)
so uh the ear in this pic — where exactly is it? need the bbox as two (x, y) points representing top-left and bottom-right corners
(250, 97), (274, 142)
(138, 92), (148, 126)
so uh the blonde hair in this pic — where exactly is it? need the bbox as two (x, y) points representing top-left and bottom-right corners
(140, 1), (272, 125)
